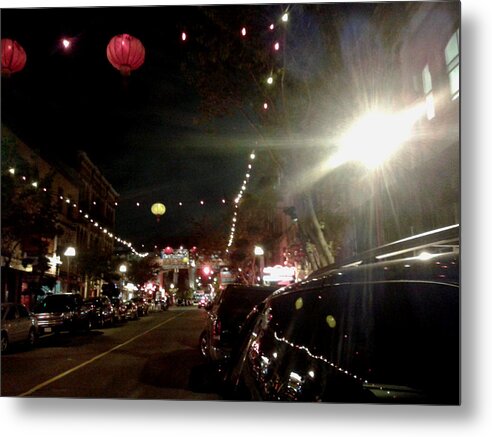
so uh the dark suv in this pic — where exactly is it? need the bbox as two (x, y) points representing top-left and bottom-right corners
(199, 284), (277, 362)
(34, 293), (92, 335)
(227, 251), (459, 405)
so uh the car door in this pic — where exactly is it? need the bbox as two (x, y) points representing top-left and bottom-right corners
(4, 305), (21, 342)
(16, 305), (33, 341)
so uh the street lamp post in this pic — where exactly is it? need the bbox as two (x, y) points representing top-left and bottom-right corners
(64, 246), (76, 292)
(254, 246), (265, 285)
(119, 264), (127, 298)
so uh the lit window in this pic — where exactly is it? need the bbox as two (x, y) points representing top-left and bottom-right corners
(445, 29), (460, 100)
(422, 64), (435, 120)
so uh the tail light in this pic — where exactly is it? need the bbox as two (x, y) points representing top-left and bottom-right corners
(212, 319), (222, 342)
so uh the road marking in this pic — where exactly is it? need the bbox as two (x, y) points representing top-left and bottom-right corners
(19, 312), (184, 397)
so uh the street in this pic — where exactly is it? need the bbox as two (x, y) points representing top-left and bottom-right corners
(1, 307), (222, 400)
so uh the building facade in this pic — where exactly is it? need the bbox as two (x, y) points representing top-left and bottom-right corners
(1, 126), (119, 304)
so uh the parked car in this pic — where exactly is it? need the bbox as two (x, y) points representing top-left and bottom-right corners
(198, 294), (212, 309)
(124, 300), (139, 320)
(226, 251), (459, 404)
(156, 296), (169, 311)
(1, 303), (38, 353)
(199, 284), (277, 362)
(131, 297), (149, 316)
(84, 296), (114, 328)
(33, 293), (92, 335)
(110, 297), (128, 323)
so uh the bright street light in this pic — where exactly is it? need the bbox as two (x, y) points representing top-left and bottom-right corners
(64, 247), (76, 257)
(328, 103), (426, 170)
(254, 246), (264, 256)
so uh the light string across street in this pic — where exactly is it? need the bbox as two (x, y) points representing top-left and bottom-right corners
(226, 151), (256, 252)
(6, 167), (148, 258)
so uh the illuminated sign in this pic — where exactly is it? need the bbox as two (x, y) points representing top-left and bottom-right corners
(160, 248), (190, 269)
(263, 265), (296, 284)
(219, 267), (236, 285)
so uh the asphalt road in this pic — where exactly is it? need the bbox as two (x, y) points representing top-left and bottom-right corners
(1, 306), (222, 400)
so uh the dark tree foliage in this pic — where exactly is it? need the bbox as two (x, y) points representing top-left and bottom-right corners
(77, 249), (113, 285)
(189, 212), (229, 255)
(127, 255), (161, 287)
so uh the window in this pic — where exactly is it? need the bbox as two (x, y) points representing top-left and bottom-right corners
(422, 64), (435, 120)
(445, 29), (460, 100)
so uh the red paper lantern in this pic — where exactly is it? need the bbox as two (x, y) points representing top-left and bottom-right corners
(1, 39), (27, 77)
(164, 246), (174, 255)
(106, 34), (145, 76)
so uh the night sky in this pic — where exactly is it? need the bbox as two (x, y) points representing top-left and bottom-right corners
(2, 4), (261, 250)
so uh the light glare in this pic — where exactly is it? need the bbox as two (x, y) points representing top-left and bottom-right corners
(329, 104), (426, 170)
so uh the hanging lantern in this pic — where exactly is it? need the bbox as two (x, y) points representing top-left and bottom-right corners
(106, 34), (145, 76)
(1, 39), (27, 77)
(164, 246), (173, 255)
(151, 202), (166, 222)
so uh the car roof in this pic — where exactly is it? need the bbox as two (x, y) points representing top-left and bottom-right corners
(223, 284), (278, 293)
(275, 251), (459, 298)
(308, 224), (459, 279)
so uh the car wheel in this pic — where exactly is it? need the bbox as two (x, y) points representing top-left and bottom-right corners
(199, 332), (209, 359)
(27, 328), (37, 348)
(1, 332), (9, 353)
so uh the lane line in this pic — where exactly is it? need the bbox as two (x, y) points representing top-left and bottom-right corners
(19, 312), (184, 397)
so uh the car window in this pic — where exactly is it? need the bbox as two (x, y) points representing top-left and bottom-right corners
(5, 306), (17, 321)
(17, 305), (30, 318)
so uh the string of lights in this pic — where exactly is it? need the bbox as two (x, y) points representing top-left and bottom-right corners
(4, 8), (291, 259)
(5, 167), (148, 258)
(120, 197), (230, 209)
(225, 151), (256, 252)
(219, 10), (289, 253)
